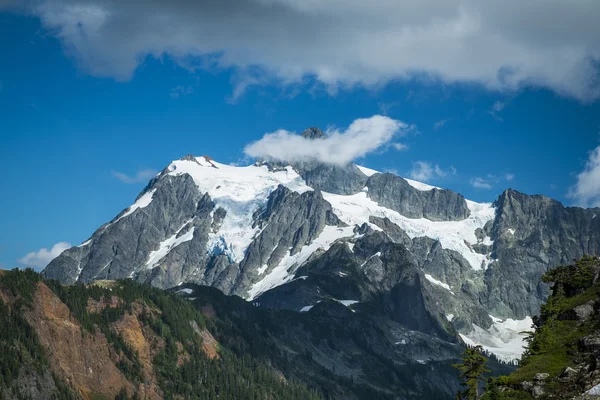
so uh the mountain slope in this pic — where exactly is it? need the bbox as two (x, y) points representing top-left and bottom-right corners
(42, 133), (600, 365)
(0, 268), (325, 400)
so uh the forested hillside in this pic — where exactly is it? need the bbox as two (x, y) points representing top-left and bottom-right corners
(0, 268), (322, 400)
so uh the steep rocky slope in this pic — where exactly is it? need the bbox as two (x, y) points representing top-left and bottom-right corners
(0, 269), (324, 400)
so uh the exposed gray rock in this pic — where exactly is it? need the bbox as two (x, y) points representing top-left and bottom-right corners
(484, 189), (600, 319)
(368, 216), (412, 247)
(531, 384), (545, 398)
(292, 160), (368, 195)
(574, 301), (596, 321)
(534, 372), (550, 381)
(43, 173), (206, 285)
(301, 127), (326, 139)
(365, 173), (471, 221)
(559, 367), (579, 382)
(581, 334), (600, 353)
(1, 368), (61, 400)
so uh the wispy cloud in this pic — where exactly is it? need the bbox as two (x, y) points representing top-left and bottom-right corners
(410, 161), (455, 182)
(111, 169), (158, 184)
(568, 145), (600, 207)
(19, 242), (72, 270)
(433, 118), (452, 131)
(505, 173), (515, 181)
(170, 85), (194, 99)
(488, 101), (506, 121)
(471, 177), (493, 189)
(391, 143), (408, 151)
(244, 115), (410, 166)
(378, 102), (400, 116)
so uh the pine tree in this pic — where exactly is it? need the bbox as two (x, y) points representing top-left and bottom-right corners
(452, 345), (490, 400)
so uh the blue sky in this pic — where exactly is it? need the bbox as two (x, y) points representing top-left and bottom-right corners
(1, 4), (599, 270)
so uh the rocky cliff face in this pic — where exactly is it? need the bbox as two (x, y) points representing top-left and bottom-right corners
(366, 173), (471, 221)
(484, 190), (600, 319)
(42, 129), (600, 367)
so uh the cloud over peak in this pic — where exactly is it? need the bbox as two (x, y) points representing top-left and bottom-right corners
(244, 115), (407, 165)
(7, 0), (600, 101)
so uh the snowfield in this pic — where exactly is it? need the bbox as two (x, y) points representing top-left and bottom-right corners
(322, 191), (495, 271)
(460, 315), (534, 362)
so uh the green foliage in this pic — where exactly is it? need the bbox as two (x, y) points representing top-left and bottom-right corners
(481, 377), (500, 400)
(542, 255), (598, 299)
(0, 267), (40, 307)
(452, 345), (490, 400)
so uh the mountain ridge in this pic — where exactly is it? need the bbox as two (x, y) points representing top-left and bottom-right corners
(42, 153), (600, 365)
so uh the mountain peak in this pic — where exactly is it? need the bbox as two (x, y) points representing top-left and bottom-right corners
(301, 127), (326, 139)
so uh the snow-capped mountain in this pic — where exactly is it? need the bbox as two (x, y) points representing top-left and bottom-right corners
(43, 129), (600, 363)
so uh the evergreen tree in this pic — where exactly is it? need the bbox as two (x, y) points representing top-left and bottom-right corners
(452, 345), (490, 400)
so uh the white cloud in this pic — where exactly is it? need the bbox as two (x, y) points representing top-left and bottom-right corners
(244, 115), (408, 165)
(7, 0), (600, 102)
(170, 85), (194, 98)
(568, 145), (600, 207)
(433, 118), (451, 131)
(471, 177), (492, 189)
(410, 161), (453, 182)
(505, 173), (515, 181)
(19, 242), (72, 270)
(111, 169), (158, 184)
(391, 143), (408, 151)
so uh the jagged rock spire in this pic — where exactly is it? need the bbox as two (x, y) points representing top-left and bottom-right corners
(301, 127), (326, 139)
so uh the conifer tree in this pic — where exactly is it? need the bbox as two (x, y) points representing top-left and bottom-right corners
(452, 345), (490, 400)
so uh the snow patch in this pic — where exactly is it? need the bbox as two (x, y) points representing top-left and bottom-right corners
(146, 223), (195, 268)
(247, 225), (355, 299)
(300, 300), (321, 312)
(335, 299), (359, 306)
(177, 288), (193, 294)
(424, 273), (455, 295)
(459, 316), (534, 363)
(507, 228), (516, 235)
(404, 178), (439, 191)
(322, 191), (495, 270)
(115, 189), (157, 223)
(78, 239), (92, 247)
(585, 383), (600, 395)
(356, 165), (379, 177)
(446, 314), (455, 322)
